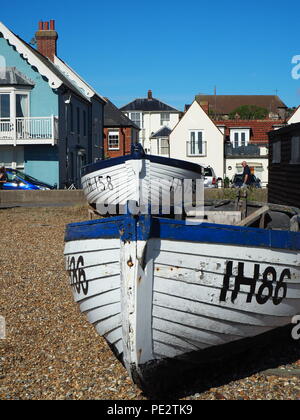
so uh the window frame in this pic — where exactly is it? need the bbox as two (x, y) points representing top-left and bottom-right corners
(187, 129), (205, 156)
(290, 136), (300, 164)
(230, 128), (250, 148)
(160, 112), (170, 126)
(0, 87), (31, 120)
(129, 112), (142, 129)
(108, 129), (120, 150)
(158, 137), (169, 156)
(272, 141), (281, 164)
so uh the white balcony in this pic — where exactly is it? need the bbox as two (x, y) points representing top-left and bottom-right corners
(0, 116), (59, 146)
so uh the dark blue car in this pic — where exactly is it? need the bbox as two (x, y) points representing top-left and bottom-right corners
(3, 169), (56, 190)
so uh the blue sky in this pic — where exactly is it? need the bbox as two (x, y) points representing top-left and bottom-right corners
(2, 0), (300, 110)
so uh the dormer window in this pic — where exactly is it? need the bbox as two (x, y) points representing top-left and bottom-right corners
(230, 128), (250, 148)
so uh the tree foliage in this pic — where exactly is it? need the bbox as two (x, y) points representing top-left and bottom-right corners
(228, 105), (268, 120)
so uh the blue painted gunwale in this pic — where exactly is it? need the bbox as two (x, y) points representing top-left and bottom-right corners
(65, 214), (300, 252)
(65, 215), (125, 242)
(81, 144), (203, 177)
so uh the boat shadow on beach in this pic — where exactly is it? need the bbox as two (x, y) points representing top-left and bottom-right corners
(139, 324), (300, 399)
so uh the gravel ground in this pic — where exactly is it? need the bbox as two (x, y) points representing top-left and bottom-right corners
(0, 206), (299, 400)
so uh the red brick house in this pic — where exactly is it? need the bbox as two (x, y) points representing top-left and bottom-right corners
(214, 119), (286, 185)
(215, 119), (285, 145)
(103, 99), (139, 158)
(195, 94), (288, 120)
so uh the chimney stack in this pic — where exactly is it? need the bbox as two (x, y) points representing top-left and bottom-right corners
(148, 90), (153, 100)
(35, 20), (58, 62)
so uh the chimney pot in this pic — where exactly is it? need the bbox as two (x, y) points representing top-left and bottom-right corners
(148, 90), (153, 100)
(35, 19), (58, 62)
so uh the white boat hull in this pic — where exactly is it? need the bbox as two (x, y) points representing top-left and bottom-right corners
(81, 151), (203, 213)
(64, 214), (300, 388)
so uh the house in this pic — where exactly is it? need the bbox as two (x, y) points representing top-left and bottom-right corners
(268, 123), (300, 208)
(194, 94), (288, 120)
(103, 98), (139, 158)
(287, 106), (300, 124)
(149, 126), (171, 157)
(169, 99), (285, 185)
(169, 100), (224, 178)
(0, 20), (105, 188)
(217, 119), (285, 186)
(120, 90), (181, 154)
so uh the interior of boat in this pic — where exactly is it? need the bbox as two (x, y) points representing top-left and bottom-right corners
(88, 189), (300, 232)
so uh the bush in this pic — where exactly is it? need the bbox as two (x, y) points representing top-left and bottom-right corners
(228, 105), (268, 120)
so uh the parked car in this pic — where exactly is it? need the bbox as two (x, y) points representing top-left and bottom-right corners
(231, 173), (261, 188)
(2, 169), (56, 190)
(203, 166), (218, 188)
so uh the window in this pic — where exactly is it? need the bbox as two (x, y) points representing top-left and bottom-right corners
(0, 91), (30, 120)
(16, 94), (29, 117)
(0, 91), (30, 139)
(83, 110), (87, 136)
(93, 117), (99, 146)
(129, 112), (142, 128)
(160, 112), (170, 126)
(0, 94), (10, 119)
(272, 141), (281, 163)
(290, 136), (300, 164)
(187, 130), (205, 156)
(69, 104), (74, 132)
(0, 146), (24, 170)
(108, 130), (119, 150)
(77, 107), (80, 134)
(158, 138), (169, 156)
(230, 129), (250, 147)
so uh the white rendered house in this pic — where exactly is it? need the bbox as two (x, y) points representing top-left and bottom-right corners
(169, 100), (225, 179)
(287, 106), (300, 124)
(120, 90), (180, 154)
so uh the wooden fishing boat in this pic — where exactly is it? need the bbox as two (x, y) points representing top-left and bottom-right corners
(64, 201), (300, 390)
(81, 143), (203, 214)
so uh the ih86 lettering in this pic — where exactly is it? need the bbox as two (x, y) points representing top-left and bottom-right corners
(220, 261), (290, 305)
(67, 255), (89, 296)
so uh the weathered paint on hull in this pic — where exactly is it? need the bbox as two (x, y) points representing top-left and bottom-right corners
(64, 214), (300, 388)
(81, 158), (203, 209)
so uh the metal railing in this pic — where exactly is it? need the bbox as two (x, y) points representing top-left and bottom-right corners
(225, 143), (268, 157)
(0, 116), (58, 144)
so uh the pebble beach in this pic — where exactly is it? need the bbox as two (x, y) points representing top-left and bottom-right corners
(0, 206), (299, 400)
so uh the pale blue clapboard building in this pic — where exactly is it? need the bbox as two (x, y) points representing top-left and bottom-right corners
(0, 20), (105, 188)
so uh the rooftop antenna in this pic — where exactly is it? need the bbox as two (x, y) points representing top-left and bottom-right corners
(214, 85), (217, 119)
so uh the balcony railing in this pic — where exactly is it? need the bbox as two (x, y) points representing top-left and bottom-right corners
(225, 143), (268, 157)
(186, 141), (207, 157)
(0, 116), (59, 145)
